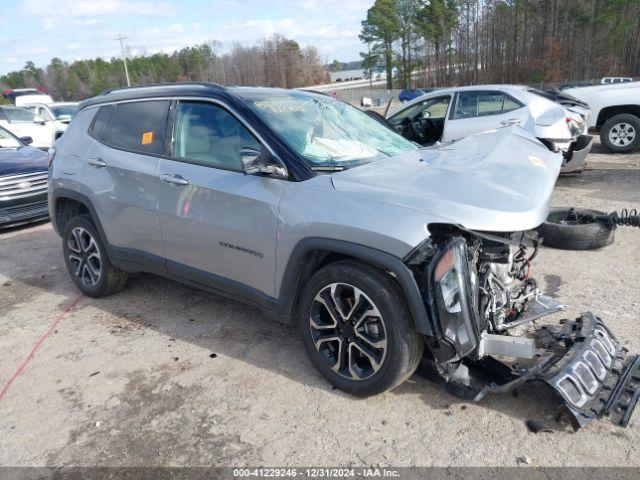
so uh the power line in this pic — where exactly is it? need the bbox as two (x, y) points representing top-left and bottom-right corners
(115, 34), (131, 87)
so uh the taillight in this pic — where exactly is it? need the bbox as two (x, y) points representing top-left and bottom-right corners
(47, 147), (56, 167)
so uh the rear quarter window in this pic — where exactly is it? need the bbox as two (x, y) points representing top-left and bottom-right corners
(88, 105), (114, 139)
(100, 100), (170, 155)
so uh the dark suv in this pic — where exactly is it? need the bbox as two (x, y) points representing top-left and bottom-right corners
(0, 126), (49, 228)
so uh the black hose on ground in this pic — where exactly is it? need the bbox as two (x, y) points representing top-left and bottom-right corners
(568, 207), (640, 229)
(604, 209), (640, 228)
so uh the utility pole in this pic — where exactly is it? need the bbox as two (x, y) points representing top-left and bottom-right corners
(368, 40), (373, 88)
(115, 34), (131, 87)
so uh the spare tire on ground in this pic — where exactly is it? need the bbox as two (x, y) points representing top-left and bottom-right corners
(537, 208), (616, 250)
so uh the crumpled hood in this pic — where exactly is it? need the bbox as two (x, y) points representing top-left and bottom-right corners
(331, 127), (562, 232)
(0, 146), (48, 176)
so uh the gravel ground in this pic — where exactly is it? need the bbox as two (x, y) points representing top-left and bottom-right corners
(0, 138), (639, 467)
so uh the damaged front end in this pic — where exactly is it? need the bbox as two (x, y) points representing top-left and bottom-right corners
(406, 227), (639, 429)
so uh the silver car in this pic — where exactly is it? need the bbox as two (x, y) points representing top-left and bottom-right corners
(48, 84), (638, 428)
(386, 85), (593, 173)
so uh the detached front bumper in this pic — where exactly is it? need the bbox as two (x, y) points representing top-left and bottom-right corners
(536, 313), (639, 427)
(421, 312), (639, 428)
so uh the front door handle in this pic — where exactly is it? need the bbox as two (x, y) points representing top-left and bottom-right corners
(86, 157), (107, 168)
(160, 174), (189, 186)
(500, 118), (521, 126)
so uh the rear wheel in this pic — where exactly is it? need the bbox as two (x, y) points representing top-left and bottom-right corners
(600, 114), (640, 153)
(62, 215), (128, 297)
(297, 260), (423, 396)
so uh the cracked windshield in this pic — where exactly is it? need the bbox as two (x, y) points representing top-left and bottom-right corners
(241, 91), (417, 169)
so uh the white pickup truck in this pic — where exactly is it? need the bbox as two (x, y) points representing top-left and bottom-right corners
(563, 82), (640, 153)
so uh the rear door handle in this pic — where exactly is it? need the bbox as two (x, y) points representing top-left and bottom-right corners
(160, 174), (189, 186)
(86, 157), (107, 168)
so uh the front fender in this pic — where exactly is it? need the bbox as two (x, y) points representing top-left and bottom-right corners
(276, 237), (433, 335)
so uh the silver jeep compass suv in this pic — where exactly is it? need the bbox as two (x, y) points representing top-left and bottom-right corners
(49, 84), (639, 428)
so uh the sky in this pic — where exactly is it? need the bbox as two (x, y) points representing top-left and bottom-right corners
(0, 0), (372, 75)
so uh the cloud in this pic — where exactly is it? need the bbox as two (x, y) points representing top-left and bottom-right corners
(76, 18), (102, 26)
(299, 0), (371, 13)
(20, 0), (176, 17)
(218, 15), (364, 61)
(2, 0), (370, 74)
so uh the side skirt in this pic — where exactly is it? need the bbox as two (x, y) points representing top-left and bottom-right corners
(109, 246), (288, 323)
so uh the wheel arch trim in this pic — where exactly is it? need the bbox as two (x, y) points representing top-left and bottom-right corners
(51, 189), (104, 236)
(278, 237), (433, 335)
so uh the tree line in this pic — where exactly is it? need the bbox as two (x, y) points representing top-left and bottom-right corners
(0, 34), (328, 102)
(360, 0), (640, 89)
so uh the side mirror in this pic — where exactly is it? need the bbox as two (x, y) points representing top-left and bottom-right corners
(240, 147), (287, 179)
(33, 115), (46, 125)
(20, 136), (33, 145)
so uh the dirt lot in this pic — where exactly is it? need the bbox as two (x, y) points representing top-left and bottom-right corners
(1, 139), (639, 467)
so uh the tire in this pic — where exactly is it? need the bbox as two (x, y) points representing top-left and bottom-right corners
(537, 208), (615, 250)
(600, 114), (640, 153)
(297, 260), (424, 396)
(62, 214), (128, 297)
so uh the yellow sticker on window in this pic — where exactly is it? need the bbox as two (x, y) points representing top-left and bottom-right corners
(141, 131), (154, 145)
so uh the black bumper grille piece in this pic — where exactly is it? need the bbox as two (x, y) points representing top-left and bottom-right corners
(0, 201), (49, 226)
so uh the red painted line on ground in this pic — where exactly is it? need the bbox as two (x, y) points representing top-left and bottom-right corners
(0, 293), (84, 403)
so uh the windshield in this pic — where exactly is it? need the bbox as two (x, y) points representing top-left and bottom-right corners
(239, 91), (417, 169)
(1, 107), (36, 122)
(51, 105), (78, 119)
(0, 127), (22, 148)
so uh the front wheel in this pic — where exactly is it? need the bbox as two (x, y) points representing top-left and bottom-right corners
(600, 114), (640, 153)
(297, 260), (423, 396)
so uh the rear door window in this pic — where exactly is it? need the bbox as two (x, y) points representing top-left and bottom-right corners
(101, 100), (170, 155)
(453, 91), (524, 119)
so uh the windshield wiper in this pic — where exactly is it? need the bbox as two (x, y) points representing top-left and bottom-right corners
(311, 165), (347, 171)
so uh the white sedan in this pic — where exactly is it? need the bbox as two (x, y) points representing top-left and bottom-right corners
(386, 85), (592, 173)
(0, 106), (58, 150)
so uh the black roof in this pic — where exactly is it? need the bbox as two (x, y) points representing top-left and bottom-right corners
(79, 82), (231, 109)
(78, 83), (322, 110)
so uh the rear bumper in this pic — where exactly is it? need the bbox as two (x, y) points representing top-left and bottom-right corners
(0, 200), (49, 228)
(561, 134), (593, 173)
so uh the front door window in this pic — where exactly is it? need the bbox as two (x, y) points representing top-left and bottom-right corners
(173, 102), (261, 170)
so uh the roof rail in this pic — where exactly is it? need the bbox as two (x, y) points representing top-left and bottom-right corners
(97, 82), (224, 97)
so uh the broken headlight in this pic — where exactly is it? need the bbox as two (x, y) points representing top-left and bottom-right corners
(428, 237), (479, 358)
